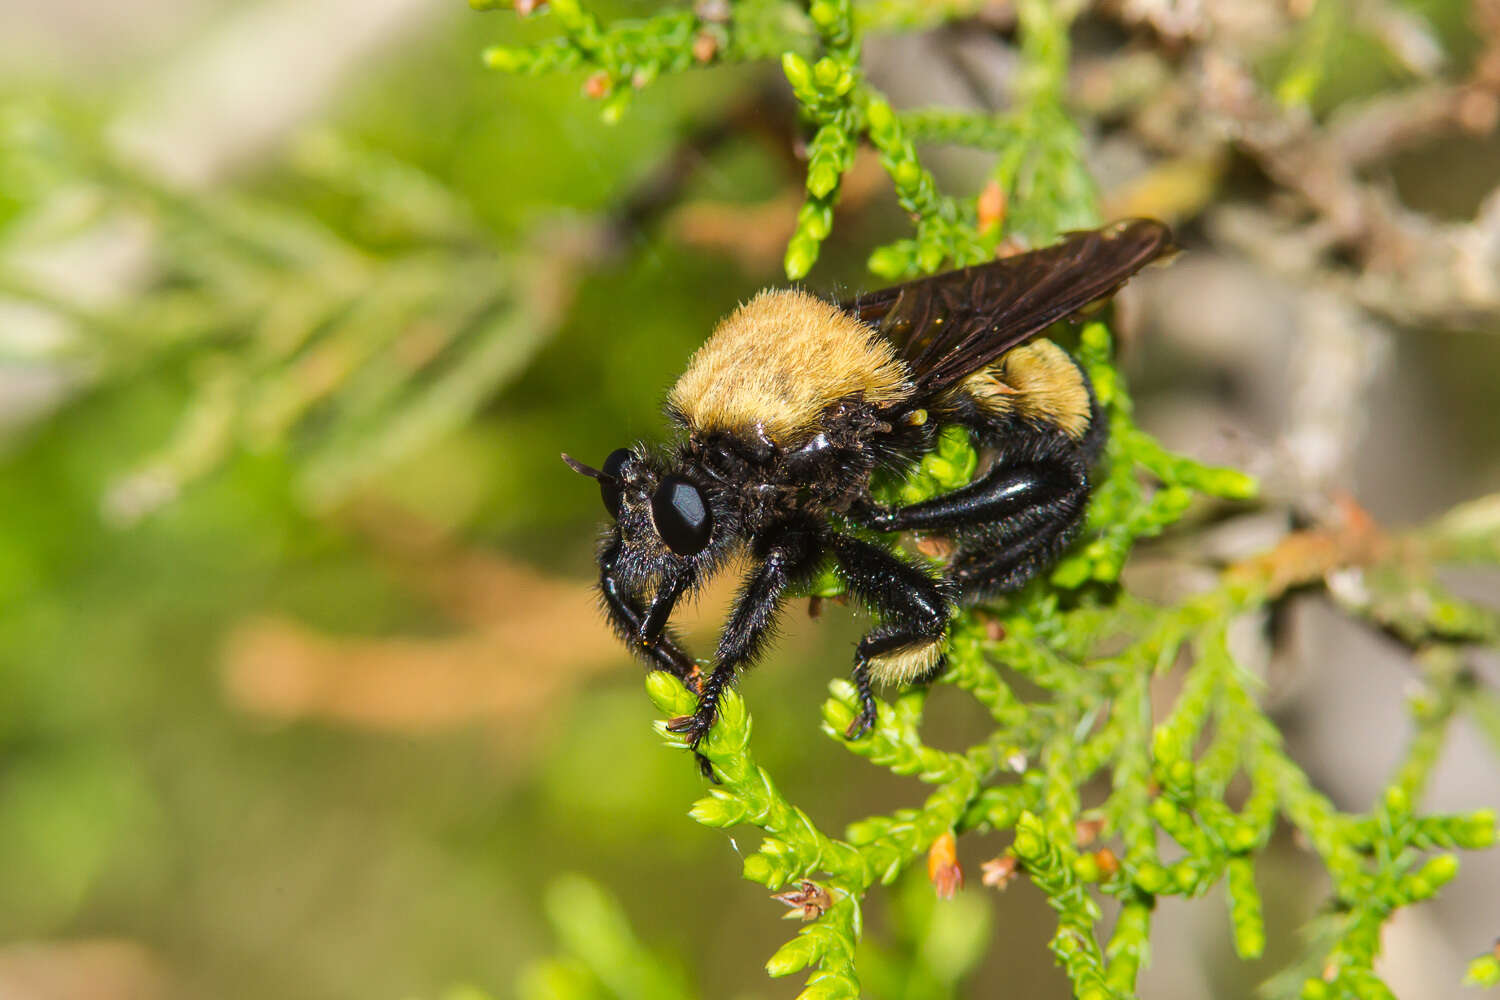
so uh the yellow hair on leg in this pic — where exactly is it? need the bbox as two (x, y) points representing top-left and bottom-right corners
(867, 638), (944, 687)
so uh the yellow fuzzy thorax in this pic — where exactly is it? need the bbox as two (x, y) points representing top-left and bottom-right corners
(669, 290), (914, 444)
(960, 339), (1091, 440)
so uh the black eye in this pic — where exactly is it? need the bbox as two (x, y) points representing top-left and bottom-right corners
(651, 476), (712, 555)
(600, 448), (632, 518)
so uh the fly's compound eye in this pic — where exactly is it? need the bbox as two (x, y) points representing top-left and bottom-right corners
(651, 476), (712, 555)
(599, 448), (632, 518)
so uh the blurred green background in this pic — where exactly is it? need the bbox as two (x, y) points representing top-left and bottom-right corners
(1, 1), (1498, 999)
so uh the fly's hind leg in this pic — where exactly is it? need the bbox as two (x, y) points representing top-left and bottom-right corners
(948, 508), (1084, 597)
(854, 428), (1091, 602)
(828, 534), (954, 739)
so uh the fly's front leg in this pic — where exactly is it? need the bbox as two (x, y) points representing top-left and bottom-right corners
(639, 570), (690, 649)
(665, 521), (822, 754)
(599, 531), (700, 688)
(828, 534), (954, 739)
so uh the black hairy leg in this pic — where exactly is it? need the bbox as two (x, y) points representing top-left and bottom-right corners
(598, 531), (700, 685)
(854, 425), (1091, 602)
(857, 428), (1087, 537)
(948, 503), (1084, 596)
(945, 430), (1090, 599)
(828, 533), (954, 739)
(666, 520), (824, 764)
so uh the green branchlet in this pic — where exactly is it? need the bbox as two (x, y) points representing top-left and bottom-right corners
(480, 0), (1096, 278)
(1466, 950), (1500, 988)
(1013, 811), (1113, 999)
(1104, 896), (1153, 994)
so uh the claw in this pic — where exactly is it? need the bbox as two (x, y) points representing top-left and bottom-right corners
(844, 708), (877, 740)
(667, 714), (718, 780)
(666, 712), (713, 747)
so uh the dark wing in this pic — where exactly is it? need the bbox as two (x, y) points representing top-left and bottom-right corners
(842, 219), (1176, 393)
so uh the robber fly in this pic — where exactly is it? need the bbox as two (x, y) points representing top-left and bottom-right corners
(564, 219), (1174, 762)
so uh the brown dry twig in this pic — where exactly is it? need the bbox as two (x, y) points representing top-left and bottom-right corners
(1224, 493), (1389, 600)
(1086, 0), (1500, 331)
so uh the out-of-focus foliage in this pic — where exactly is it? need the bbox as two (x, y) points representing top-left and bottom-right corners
(2, 102), (561, 518)
(1, 1), (1498, 999)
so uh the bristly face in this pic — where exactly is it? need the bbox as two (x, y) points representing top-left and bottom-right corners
(564, 447), (741, 592)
